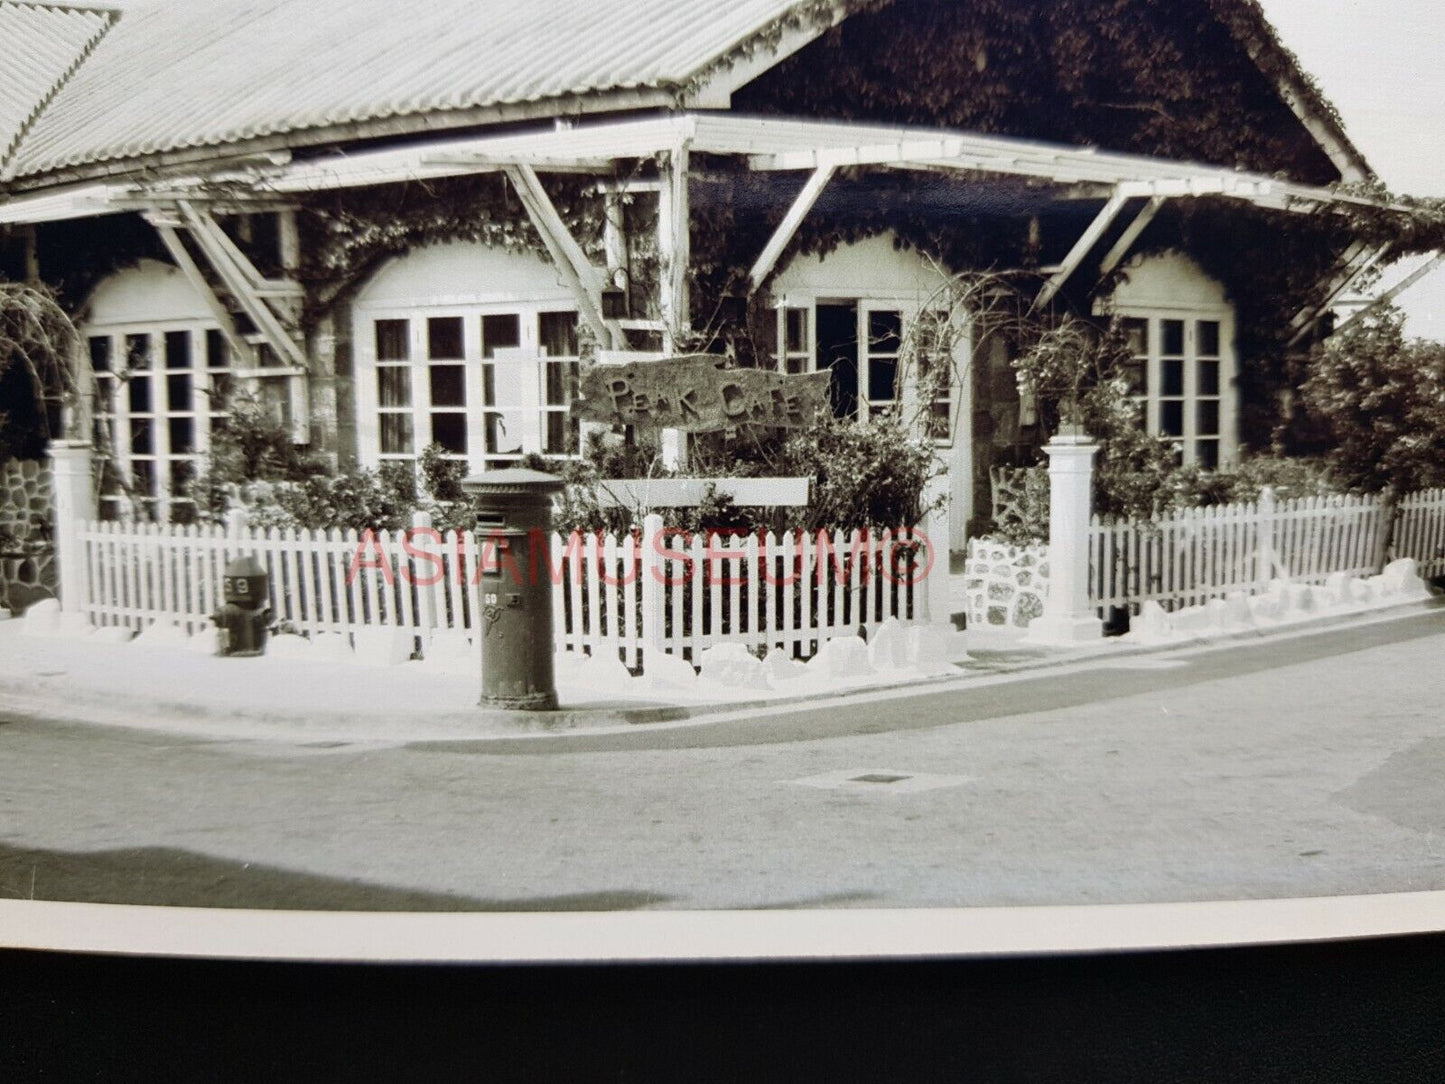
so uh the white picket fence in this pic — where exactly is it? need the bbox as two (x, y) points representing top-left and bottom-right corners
(1090, 487), (1445, 614)
(76, 513), (942, 669)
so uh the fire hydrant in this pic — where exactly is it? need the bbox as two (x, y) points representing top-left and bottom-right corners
(461, 467), (565, 710)
(212, 555), (271, 656)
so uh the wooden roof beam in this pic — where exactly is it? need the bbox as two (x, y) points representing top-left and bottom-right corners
(747, 165), (835, 292)
(1328, 251), (1445, 338)
(1096, 196), (1166, 280)
(1034, 190), (1129, 310)
(502, 163), (615, 348)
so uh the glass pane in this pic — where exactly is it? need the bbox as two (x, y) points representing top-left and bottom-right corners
(785, 308), (809, 353)
(168, 417), (195, 454)
(1198, 360), (1220, 396)
(1161, 400), (1184, 437)
(1161, 319), (1184, 356)
(868, 310), (902, 353)
(379, 413), (413, 455)
(429, 365), (466, 407)
(1197, 399), (1220, 436)
(1122, 318), (1148, 356)
(1196, 440), (1219, 470)
(482, 363), (496, 406)
(485, 410), (526, 455)
(96, 378), (114, 415)
(128, 377), (152, 413)
(208, 372), (233, 408)
(131, 458), (155, 495)
(125, 334), (151, 370)
(1198, 320), (1220, 357)
(377, 366), (411, 408)
(206, 329), (229, 369)
(538, 311), (579, 358)
(165, 330), (191, 369)
(544, 412), (580, 456)
(431, 413), (467, 455)
(89, 336), (111, 372)
(543, 360), (581, 408)
(927, 400), (951, 441)
(1122, 359), (1147, 395)
(482, 314), (521, 358)
(170, 459), (195, 493)
(130, 419), (153, 455)
(868, 356), (898, 402)
(375, 319), (409, 361)
(166, 373), (192, 410)
(427, 317), (465, 360)
(1161, 359), (1184, 397)
(784, 356), (807, 375)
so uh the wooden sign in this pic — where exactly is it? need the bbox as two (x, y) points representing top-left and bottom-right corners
(578, 354), (831, 432)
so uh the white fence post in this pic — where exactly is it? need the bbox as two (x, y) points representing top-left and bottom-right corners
(47, 440), (96, 619)
(411, 510), (437, 646)
(920, 502), (954, 629)
(1256, 485), (1278, 588)
(1025, 430), (1103, 644)
(225, 506), (249, 541)
(640, 513), (666, 670)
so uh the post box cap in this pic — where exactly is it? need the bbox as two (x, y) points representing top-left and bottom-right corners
(461, 468), (565, 498)
(223, 555), (267, 578)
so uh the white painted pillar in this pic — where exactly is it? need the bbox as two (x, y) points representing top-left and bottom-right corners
(1256, 485), (1278, 588)
(920, 501), (954, 629)
(47, 440), (96, 618)
(1024, 432), (1103, 644)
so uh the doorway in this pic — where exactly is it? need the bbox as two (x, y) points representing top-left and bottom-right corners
(815, 302), (858, 419)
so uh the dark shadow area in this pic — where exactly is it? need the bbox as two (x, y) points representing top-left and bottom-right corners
(0, 842), (671, 912)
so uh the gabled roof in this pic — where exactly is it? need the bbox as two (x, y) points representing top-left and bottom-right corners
(5, 0), (847, 182)
(0, 0), (115, 168)
(1, 0), (1370, 189)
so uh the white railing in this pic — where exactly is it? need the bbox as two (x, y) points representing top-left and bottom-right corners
(77, 512), (944, 669)
(1090, 488), (1445, 614)
(1396, 488), (1445, 579)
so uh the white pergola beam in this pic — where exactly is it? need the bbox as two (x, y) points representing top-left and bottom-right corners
(1034, 190), (1129, 309)
(502, 164), (614, 347)
(176, 200), (308, 372)
(747, 165), (835, 291)
(1097, 196), (1165, 279)
(657, 142), (691, 349)
(1329, 251), (1445, 338)
(149, 219), (255, 369)
(1285, 241), (1389, 347)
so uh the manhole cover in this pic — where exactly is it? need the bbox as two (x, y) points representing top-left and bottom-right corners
(787, 769), (972, 794)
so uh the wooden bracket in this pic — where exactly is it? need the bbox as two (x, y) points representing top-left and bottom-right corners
(748, 165), (835, 292)
(1034, 190), (1129, 310)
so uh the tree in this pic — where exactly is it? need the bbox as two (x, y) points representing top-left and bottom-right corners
(1299, 306), (1445, 567)
(0, 282), (86, 463)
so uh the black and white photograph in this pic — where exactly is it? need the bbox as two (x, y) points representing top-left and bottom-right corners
(1, 0), (1444, 1071)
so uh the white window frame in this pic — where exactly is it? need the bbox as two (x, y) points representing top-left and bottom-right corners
(1115, 306), (1237, 468)
(85, 319), (234, 521)
(769, 294), (963, 444)
(355, 303), (581, 475)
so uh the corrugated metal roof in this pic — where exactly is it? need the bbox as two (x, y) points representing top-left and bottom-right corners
(9, 0), (822, 179)
(0, 1), (114, 168)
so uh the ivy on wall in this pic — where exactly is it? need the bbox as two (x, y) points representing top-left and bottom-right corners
(734, 0), (1342, 183)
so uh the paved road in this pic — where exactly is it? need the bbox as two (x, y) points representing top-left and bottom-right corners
(1, 611), (1443, 911)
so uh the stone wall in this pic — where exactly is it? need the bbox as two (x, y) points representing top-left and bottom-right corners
(962, 537), (1050, 629)
(0, 458), (56, 613)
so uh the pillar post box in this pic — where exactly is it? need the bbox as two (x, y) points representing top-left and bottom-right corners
(461, 468), (566, 710)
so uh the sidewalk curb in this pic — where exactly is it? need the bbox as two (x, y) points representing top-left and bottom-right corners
(1, 595), (1439, 747)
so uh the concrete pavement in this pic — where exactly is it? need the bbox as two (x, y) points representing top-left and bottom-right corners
(0, 606), (1442, 911)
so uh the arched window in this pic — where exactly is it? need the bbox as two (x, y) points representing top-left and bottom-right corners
(83, 260), (234, 520)
(352, 242), (583, 474)
(1106, 253), (1238, 469)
